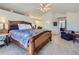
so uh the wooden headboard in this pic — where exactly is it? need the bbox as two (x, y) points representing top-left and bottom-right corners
(8, 21), (33, 30)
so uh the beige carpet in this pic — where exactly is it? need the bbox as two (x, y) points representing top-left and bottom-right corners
(0, 34), (79, 55)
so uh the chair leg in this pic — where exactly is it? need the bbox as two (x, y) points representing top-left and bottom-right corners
(73, 36), (76, 43)
(73, 39), (75, 43)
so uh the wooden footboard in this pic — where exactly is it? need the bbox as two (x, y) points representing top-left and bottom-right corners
(8, 21), (52, 55)
(10, 31), (52, 55)
(28, 31), (52, 55)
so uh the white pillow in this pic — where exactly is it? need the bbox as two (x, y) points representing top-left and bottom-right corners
(18, 24), (32, 30)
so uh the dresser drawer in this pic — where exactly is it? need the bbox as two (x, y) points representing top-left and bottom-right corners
(0, 30), (8, 34)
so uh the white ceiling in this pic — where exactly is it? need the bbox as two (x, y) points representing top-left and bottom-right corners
(0, 3), (79, 16)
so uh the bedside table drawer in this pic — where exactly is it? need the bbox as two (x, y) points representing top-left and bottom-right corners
(0, 30), (8, 34)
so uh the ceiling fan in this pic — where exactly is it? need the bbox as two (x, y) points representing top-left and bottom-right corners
(38, 3), (52, 13)
(28, 3), (52, 20)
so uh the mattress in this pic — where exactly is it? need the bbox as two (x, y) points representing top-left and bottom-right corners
(9, 29), (47, 47)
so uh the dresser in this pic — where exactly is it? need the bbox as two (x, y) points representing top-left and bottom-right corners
(0, 30), (9, 47)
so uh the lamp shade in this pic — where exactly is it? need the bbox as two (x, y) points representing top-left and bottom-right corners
(0, 17), (8, 29)
(0, 17), (7, 23)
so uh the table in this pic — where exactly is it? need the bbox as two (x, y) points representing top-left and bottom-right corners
(0, 34), (9, 47)
(76, 33), (79, 40)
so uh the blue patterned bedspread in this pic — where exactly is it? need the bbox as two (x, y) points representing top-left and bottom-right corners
(9, 29), (46, 47)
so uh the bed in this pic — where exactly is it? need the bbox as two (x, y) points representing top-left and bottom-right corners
(8, 21), (52, 55)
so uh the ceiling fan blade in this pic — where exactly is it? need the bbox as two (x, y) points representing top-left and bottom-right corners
(45, 4), (52, 7)
(40, 4), (44, 7)
(47, 8), (51, 10)
(36, 8), (40, 9)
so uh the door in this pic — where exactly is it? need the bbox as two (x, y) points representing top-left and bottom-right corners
(58, 17), (67, 30)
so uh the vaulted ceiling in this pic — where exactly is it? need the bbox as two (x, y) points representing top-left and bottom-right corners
(0, 3), (79, 17)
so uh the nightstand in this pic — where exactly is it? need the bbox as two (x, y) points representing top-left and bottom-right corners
(0, 30), (9, 47)
(38, 27), (42, 29)
(0, 30), (8, 34)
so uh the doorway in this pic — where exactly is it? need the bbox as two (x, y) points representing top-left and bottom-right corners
(58, 17), (67, 31)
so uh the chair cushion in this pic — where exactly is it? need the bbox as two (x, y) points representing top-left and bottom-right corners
(61, 32), (70, 40)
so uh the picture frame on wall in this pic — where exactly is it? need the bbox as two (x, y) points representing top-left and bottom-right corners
(53, 22), (57, 26)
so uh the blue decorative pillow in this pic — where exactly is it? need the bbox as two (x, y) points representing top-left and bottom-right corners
(10, 25), (19, 30)
(18, 24), (32, 30)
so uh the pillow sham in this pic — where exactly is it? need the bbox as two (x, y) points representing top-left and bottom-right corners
(18, 24), (32, 30)
(10, 25), (19, 30)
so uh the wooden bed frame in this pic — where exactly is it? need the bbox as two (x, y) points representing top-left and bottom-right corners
(8, 21), (52, 55)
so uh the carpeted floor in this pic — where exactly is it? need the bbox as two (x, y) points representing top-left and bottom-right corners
(0, 34), (79, 55)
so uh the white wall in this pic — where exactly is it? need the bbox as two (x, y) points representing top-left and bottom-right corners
(52, 13), (66, 33)
(41, 12), (53, 30)
(41, 12), (66, 33)
(0, 9), (35, 24)
(66, 12), (79, 31)
(41, 11), (79, 33)
(1, 8), (79, 32)
(54, 12), (79, 32)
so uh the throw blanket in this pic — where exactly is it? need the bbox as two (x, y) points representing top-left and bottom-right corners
(9, 29), (47, 47)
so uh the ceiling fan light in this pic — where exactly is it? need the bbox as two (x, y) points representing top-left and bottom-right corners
(40, 4), (43, 7)
(39, 3), (52, 13)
